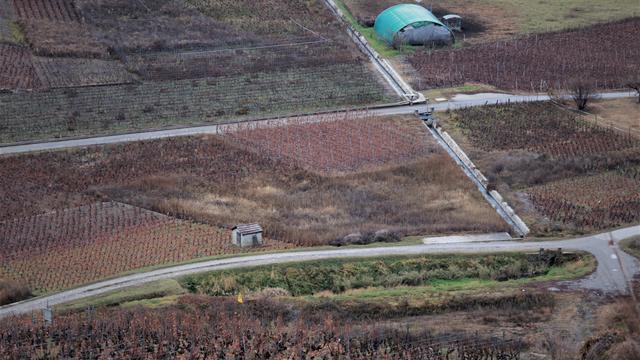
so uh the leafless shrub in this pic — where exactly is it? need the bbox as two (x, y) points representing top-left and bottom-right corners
(626, 77), (640, 103)
(569, 80), (598, 111)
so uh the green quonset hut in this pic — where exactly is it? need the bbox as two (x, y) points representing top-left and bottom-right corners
(374, 4), (454, 46)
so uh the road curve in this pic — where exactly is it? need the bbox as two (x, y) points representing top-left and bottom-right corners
(0, 91), (634, 156)
(1, 224), (638, 319)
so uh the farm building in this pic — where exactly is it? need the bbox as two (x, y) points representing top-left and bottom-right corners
(374, 4), (454, 46)
(231, 224), (263, 247)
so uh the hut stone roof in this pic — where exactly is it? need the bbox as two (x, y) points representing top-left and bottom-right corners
(233, 224), (263, 235)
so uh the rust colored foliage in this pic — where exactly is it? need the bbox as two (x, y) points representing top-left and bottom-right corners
(0, 295), (524, 359)
(0, 202), (292, 292)
(409, 18), (640, 91)
(224, 114), (437, 175)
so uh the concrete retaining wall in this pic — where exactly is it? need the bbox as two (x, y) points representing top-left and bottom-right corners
(322, 0), (424, 103)
(430, 123), (530, 237)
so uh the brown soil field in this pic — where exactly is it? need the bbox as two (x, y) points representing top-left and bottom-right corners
(0, 43), (41, 90)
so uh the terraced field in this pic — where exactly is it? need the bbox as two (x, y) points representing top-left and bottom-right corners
(11, 0), (81, 22)
(0, 44), (40, 90)
(0, 63), (391, 143)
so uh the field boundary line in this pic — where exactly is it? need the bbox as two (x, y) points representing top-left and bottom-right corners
(322, 0), (424, 104)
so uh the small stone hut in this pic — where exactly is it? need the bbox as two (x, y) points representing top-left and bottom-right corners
(231, 224), (263, 247)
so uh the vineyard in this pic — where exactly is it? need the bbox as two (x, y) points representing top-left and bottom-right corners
(526, 173), (640, 229)
(11, 0), (80, 22)
(0, 44), (41, 90)
(452, 102), (639, 159)
(0, 202), (292, 292)
(124, 42), (361, 81)
(223, 114), (437, 175)
(448, 102), (640, 232)
(0, 63), (390, 144)
(0, 295), (524, 358)
(409, 18), (640, 91)
(0, 0), (14, 42)
(33, 57), (136, 88)
(0, 0), (393, 141)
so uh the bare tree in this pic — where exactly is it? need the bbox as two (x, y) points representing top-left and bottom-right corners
(569, 80), (598, 111)
(626, 77), (640, 103)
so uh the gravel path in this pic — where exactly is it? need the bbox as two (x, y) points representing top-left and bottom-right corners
(1, 225), (638, 319)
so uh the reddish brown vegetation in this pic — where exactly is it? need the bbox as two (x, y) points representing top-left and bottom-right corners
(0, 202), (292, 292)
(12, 0), (80, 22)
(0, 136), (289, 222)
(409, 18), (640, 91)
(0, 295), (523, 358)
(454, 102), (639, 159)
(0, 44), (40, 90)
(450, 102), (640, 232)
(224, 114), (437, 175)
(527, 174), (640, 229)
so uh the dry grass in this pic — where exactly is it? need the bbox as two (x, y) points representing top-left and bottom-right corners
(585, 290), (640, 359)
(110, 153), (508, 246)
(582, 98), (640, 138)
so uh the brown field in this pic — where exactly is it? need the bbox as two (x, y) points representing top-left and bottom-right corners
(409, 18), (640, 91)
(442, 102), (640, 234)
(0, 116), (507, 249)
(12, 0), (80, 22)
(223, 115), (438, 175)
(0, 202), (292, 292)
(0, 44), (40, 90)
(582, 98), (640, 138)
(33, 56), (136, 88)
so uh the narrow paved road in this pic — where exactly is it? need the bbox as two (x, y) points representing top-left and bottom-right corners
(1, 225), (638, 319)
(0, 91), (634, 156)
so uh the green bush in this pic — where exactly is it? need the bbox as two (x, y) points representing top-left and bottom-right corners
(182, 253), (580, 297)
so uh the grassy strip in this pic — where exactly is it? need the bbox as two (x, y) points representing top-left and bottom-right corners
(55, 279), (186, 313)
(181, 252), (591, 297)
(332, 0), (411, 58)
(620, 236), (640, 259)
(323, 255), (595, 302)
(56, 252), (594, 312)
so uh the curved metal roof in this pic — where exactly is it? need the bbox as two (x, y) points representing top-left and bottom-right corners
(374, 4), (447, 43)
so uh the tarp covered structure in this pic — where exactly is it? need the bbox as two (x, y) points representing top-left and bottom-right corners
(374, 4), (454, 45)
